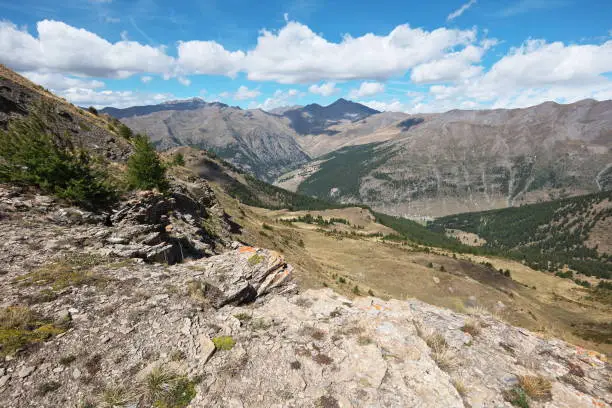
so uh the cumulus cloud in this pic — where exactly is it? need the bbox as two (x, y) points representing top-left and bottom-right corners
(242, 22), (477, 83)
(21, 72), (105, 91)
(255, 89), (301, 111)
(141, 75), (153, 84)
(177, 77), (191, 86)
(233, 85), (261, 100)
(410, 39), (612, 112)
(410, 45), (486, 83)
(308, 82), (338, 96)
(57, 88), (175, 109)
(447, 0), (477, 21)
(348, 81), (385, 98)
(176, 40), (244, 77)
(0, 19), (479, 85)
(0, 20), (174, 78)
(308, 82), (339, 96)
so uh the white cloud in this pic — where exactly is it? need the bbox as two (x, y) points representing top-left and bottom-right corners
(348, 81), (385, 98)
(308, 82), (338, 96)
(447, 0), (477, 21)
(233, 85), (261, 100)
(408, 39), (612, 112)
(410, 45), (485, 83)
(177, 76), (191, 86)
(0, 20), (174, 78)
(360, 99), (409, 113)
(0, 19), (479, 85)
(21, 72), (105, 91)
(104, 17), (121, 23)
(58, 88), (175, 109)
(255, 88), (301, 111)
(498, 0), (569, 17)
(242, 22), (477, 83)
(140, 75), (153, 83)
(177, 40), (244, 77)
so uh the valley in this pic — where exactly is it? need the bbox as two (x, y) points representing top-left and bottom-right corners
(0, 64), (610, 407)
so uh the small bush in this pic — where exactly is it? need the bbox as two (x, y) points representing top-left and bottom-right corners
(503, 387), (530, 408)
(172, 153), (185, 166)
(38, 381), (61, 395)
(127, 134), (168, 192)
(118, 124), (133, 139)
(212, 336), (235, 350)
(517, 375), (552, 401)
(0, 105), (118, 209)
(248, 254), (264, 266)
(233, 312), (252, 322)
(59, 354), (77, 365)
(101, 385), (139, 408)
(461, 319), (481, 337)
(141, 366), (197, 408)
(262, 223), (274, 231)
(87, 106), (98, 115)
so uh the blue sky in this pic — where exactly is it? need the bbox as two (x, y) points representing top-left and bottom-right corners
(1, 0), (611, 112)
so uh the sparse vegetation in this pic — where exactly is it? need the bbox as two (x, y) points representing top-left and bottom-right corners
(186, 279), (207, 303)
(0, 306), (68, 357)
(172, 152), (186, 166)
(248, 254), (264, 266)
(212, 335), (235, 350)
(461, 318), (481, 337)
(101, 385), (139, 408)
(118, 123), (134, 139)
(517, 375), (552, 401)
(143, 366), (196, 408)
(233, 312), (252, 322)
(37, 381), (61, 395)
(0, 105), (118, 210)
(503, 387), (530, 408)
(13, 253), (108, 291)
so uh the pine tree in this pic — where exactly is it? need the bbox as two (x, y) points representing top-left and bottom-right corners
(0, 104), (117, 209)
(126, 134), (168, 192)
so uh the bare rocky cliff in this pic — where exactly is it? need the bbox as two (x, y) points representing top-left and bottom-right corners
(0, 185), (610, 408)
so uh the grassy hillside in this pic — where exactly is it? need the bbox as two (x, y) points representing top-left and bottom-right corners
(431, 192), (612, 279)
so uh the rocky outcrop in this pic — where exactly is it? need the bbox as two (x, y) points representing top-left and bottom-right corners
(0, 245), (609, 407)
(0, 177), (237, 270)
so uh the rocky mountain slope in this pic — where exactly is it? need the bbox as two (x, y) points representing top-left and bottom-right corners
(281, 98), (380, 135)
(1, 184), (610, 408)
(106, 100), (310, 182)
(0, 65), (132, 161)
(280, 99), (612, 217)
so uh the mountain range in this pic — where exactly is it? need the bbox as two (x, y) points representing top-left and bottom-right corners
(101, 95), (612, 217)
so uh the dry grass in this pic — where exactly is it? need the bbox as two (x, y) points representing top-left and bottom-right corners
(414, 322), (458, 372)
(13, 254), (108, 291)
(0, 306), (67, 357)
(451, 377), (468, 396)
(461, 318), (481, 337)
(517, 375), (552, 401)
(186, 279), (207, 303)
